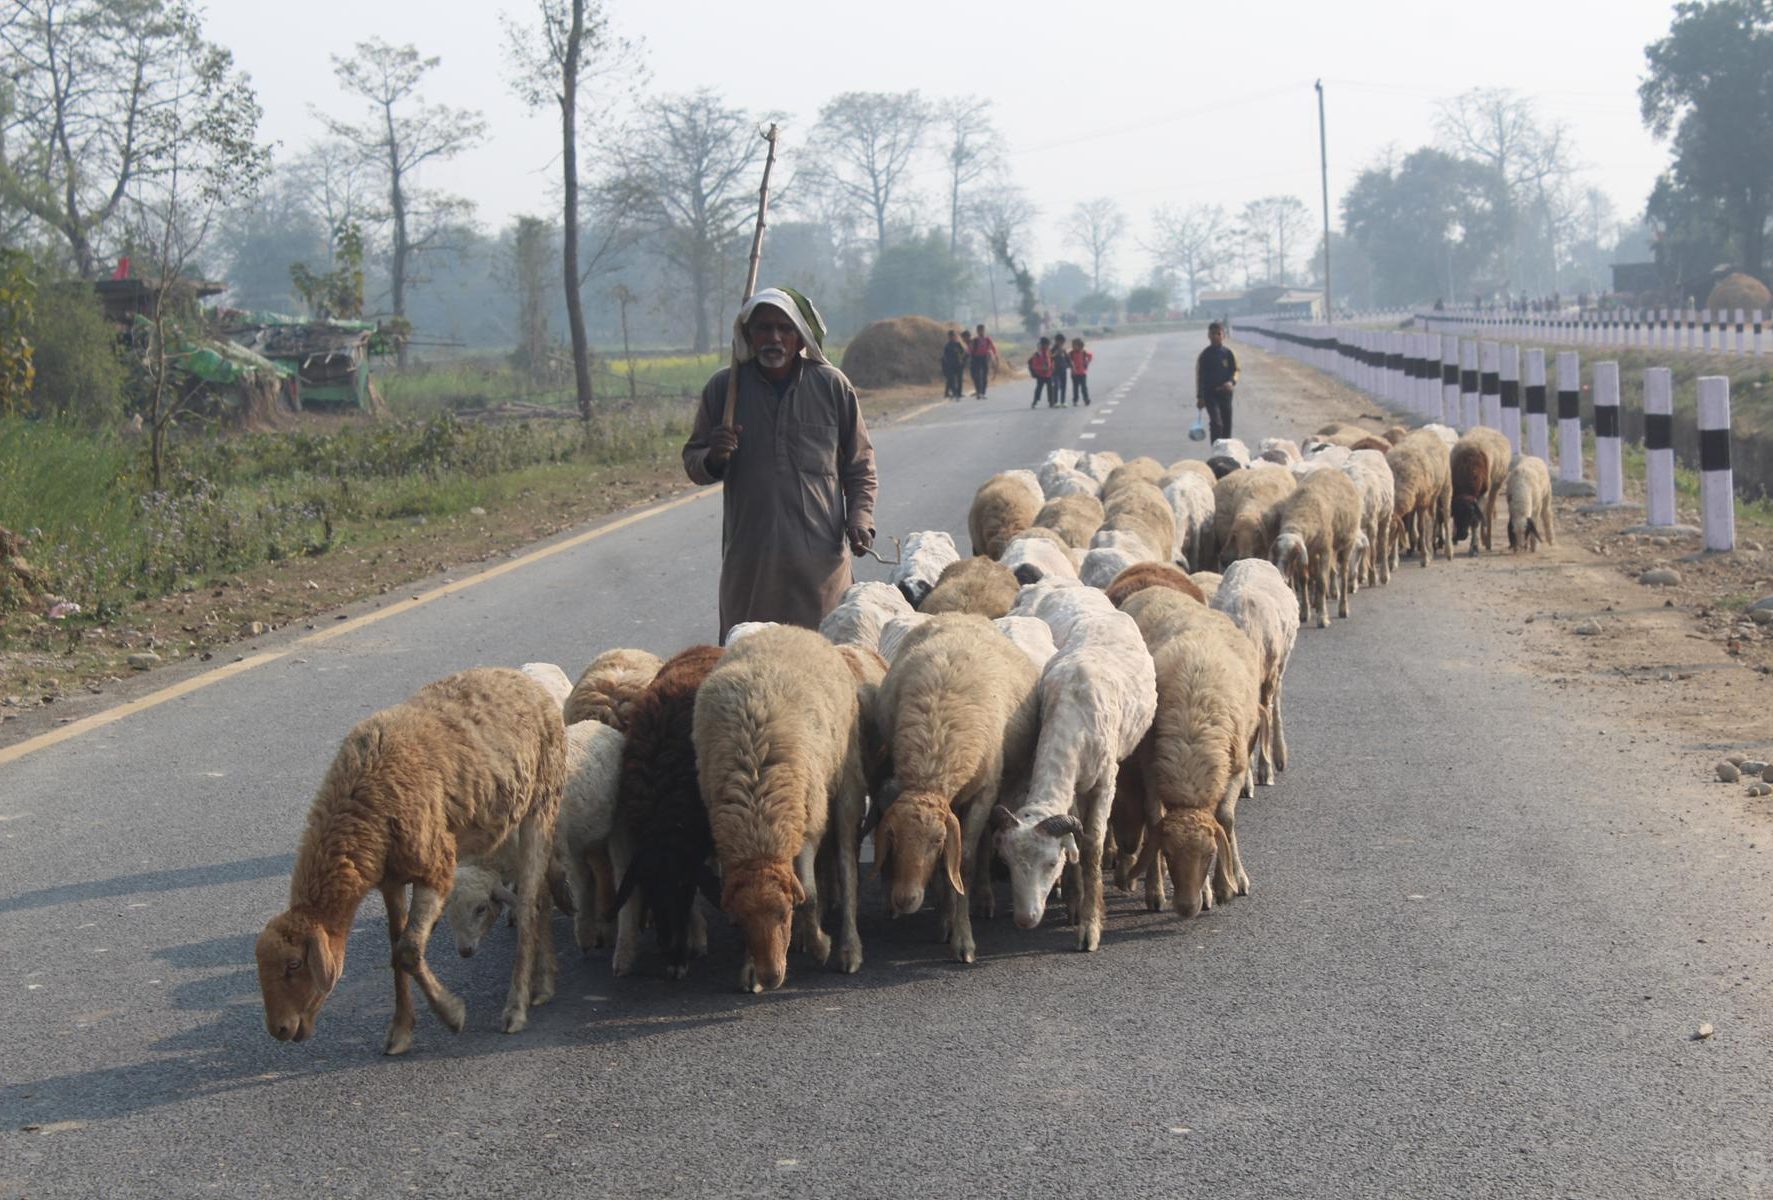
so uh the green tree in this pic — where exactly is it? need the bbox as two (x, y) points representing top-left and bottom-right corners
(1124, 283), (1168, 317)
(861, 230), (966, 321)
(801, 91), (932, 255)
(27, 275), (125, 425)
(0, 251), (35, 414)
(1342, 148), (1508, 305)
(1641, 0), (1773, 281)
(290, 222), (366, 320)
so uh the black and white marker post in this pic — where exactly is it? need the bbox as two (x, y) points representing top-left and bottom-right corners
(1557, 351), (1583, 485)
(1460, 339), (1480, 429)
(1593, 360), (1623, 505)
(1642, 367), (1677, 528)
(1524, 348), (1550, 464)
(1442, 335), (1460, 426)
(1480, 341), (1501, 430)
(1500, 344), (1522, 453)
(1698, 376), (1736, 552)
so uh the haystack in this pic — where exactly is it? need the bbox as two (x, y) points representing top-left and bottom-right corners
(1707, 272), (1772, 314)
(841, 315), (954, 389)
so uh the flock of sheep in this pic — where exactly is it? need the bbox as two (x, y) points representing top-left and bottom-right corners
(255, 418), (1557, 1057)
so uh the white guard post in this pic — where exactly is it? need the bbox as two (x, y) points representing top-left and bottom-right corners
(1698, 376), (1736, 552)
(1592, 360), (1623, 505)
(1556, 351), (1583, 484)
(1642, 367), (1676, 528)
(1524, 348), (1550, 465)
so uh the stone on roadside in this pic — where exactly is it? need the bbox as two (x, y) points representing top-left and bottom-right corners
(1742, 760), (1769, 775)
(1749, 783), (1773, 798)
(1638, 568), (1682, 587)
(1753, 608), (1773, 626)
(1717, 761), (1742, 782)
(1574, 619), (1603, 636)
(1725, 752), (1748, 765)
(243, 621), (266, 637)
(126, 652), (160, 671)
(469, 506), (487, 516)
(1751, 596), (1773, 613)
(1553, 479), (1598, 498)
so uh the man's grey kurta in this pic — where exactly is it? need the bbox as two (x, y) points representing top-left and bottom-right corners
(683, 358), (878, 638)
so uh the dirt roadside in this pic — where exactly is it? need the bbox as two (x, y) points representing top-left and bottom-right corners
(0, 382), (946, 743)
(1244, 343), (1773, 817)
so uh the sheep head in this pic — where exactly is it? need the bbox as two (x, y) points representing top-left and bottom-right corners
(1158, 809), (1229, 919)
(873, 791), (964, 917)
(1220, 515), (1266, 568)
(255, 909), (346, 1043)
(1270, 532), (1308, 588)
(1451, 495), (1481, 544)
(991, 804), (1080, 930)
(722, 859), (805, 992)
(613, 843), (716, 976)
(444, 864), (519, 958)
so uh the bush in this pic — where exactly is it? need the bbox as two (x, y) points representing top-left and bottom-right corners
(29, 280), (127, 427)
(1125, 285), (1169, 317)
(1074, 290), (1120, 317)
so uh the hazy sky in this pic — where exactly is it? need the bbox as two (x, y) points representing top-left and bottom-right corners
(211, 0), (1681, 287)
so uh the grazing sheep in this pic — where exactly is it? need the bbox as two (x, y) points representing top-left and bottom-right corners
(1383, 425), (1411, 445)
(920, 555), (1020, 618)
(993, 615), (1058, 670)
(1343, 450), (1397, 588)
(520, 662), (574, 708)
(1316, 427), (1375, 449)
(992, 610), (1156, 951)
(969, 473), (1042, 558)
(1039, 448), (1083, 475)
(1103, 480), (1179, 563)
(1388, 432), (1453, 567)
(1089, 527), (1162, 562)
(1505, 456), (1555, 551)
(1256, 437), (1302, 464)
(695, 626), (867, 991)
(1119, 586), (1221, 654)
(1212, 464), (1297, 568)
(1163, 472), (1217, 569)
(1348, 436), (1393, 454)
(1075, 450), (1125, 485)
(1102, 456), (1167, 498)
(1189, 570), (1223, 603)
(1267, 468), (1362, 627)
(1164, 459), (1219, 490)
(1303, 442), (1352, 468)
(1080, 545), (1147, 589)
(1008, 577), (1116, 645)
(1104, 561), (1206, 609)
(1205, 455), (1244, 480)
(564, 648), (664, 730)
(1316, 420), (1362, 437)
(879, 612), (934, 662)
(1006, 525), (1072, 552)
(1000, 468), (1046, 510)
(871, 615), (1040, 962)
(1035, 492), (1107, 548)
(1042, 467), (1102, 500)
(1210, 437), (1251, 466)
(888, 530), (961, 608)
(1449, 426), (1513, 555)
(725, 621), (780, 645)
(1130, 615), (1262, 916)
(447, 718), (625, 960)
(1000, 533), (1081, 585)
(1421, 422), (1459, 448)
(1212, 558), (1299, 788)
(255, 669), (564, 1055)
(836, 642), (892, 798)
(819, 580), (915, 653)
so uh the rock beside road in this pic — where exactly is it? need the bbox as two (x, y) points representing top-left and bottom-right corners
(126, 652), (161, 670)
(1718, 761), (1742, 782)
(1639, 568), (1682, 586)
(1574, 619), (1603, 636)
(1554, 479), (1599, 498)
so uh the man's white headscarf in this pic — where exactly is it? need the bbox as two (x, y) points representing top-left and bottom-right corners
(732, 286), (829, 365)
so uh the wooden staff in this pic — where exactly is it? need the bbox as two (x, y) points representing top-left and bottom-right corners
(722, 123), (781, 429)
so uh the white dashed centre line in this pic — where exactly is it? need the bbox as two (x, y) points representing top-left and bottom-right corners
(1079, 432), (1098, 440)
(1089, 419), (1106, 425)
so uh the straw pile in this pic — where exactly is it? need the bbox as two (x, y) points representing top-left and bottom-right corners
(840, 316), (953, 389)
(1707, 273), (1772, 314)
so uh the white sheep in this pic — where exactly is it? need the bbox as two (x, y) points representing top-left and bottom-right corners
(1075, 450), (1125, 485)
(1342, 449), (1396, 588)
(1304, 442), (1351, 468)
(519, 662), (574, 708)
(888, 530), (960, 608)
(1210, 437), (1251, 467)
(819, 581), (915, 654)
(1422, 422), (1460, 448)
(1042, 468), (1101, 500)
(1505, 456), (1555, 551)
(1163, 473), (1216, 569)
(1007, 578), (1115, 647)
(1256, 437), (1301, 464)
(993, 615), (1058, 670)
(1088, 527), (1161, 560)
(1189, 570), (1222, 603)
(1000, 468), (1046, 510)
(1211, 558), (1299, 788)
(724, 620), (780, 645)
(1080, 545), (1149, 589)
(1038, 448), (1083, 476)
(992, 610), (1156, 951)
(999, 533), (1081, 585)
(879, 612), (934, 662)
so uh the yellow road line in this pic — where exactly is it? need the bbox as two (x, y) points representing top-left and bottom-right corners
(0, 487), (717, 768)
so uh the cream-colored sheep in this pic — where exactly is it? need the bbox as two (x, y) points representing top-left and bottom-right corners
(694, 626), (867, 991)
(1257, 437), (1302, 464)
(1163, 472), (1217, 569)
(564, 648), (664, 730)
(819, 580), (915, 654)
(724, 621), (780, 645)
(1102, 456), (1167, 498)
(1102, 480), (1178, 564)
(993, 614), (1058, 670)
(1210, 437), (1251, 466)
(1212, 558), (1299, 788)
(879, 612), (934, 662)
(920, 555), (1020, 618)
(968, 472), (1042, 558)
(1075, 450), (1125, 485)
(1212, 464), (1297, 568)
(1266, 467), (1362, 628)
(1163, 459), (1219, 490)
(888, 530), (961, 608)
(1388, 431), (1453, 567)
(1189, 570), (1223, 603)
(1007, 577), (1116, 646)
(519, 662), (574, 708)
(1505, 456), (1555, 551)
(1000, 532), (1081, 585)
(1035, 493), (1107, 548)
(1343, 449), (1397, 587)
(1000, 468), (1046, 510)
(1080, 545), (1148, 589)
(1042, 467), (1103, 500)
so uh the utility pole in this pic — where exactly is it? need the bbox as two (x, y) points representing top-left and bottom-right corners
(1316, 79), (1331, 321)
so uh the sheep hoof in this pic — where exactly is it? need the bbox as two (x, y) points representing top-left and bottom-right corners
(501, 1005), (529, 1035)
(836, 944), (863, 974)
(392, 941), (421, 972)
(1075, 924), (1101, 953)
(530, 981), (555, 1006)
(383, 1024), (413, 1056)
(739, 964), (763, 994)
(805, 931), (832, 966)
(435, 994), (467, 1033)
(663, 962), (689, 981)
(951, 940), (975, 965)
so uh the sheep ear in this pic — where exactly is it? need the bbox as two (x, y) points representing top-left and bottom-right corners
(990, 804), (1018, 832)
(871, 825), (891, 881)
(492, 882), (520, 910)
(942, 810), (966, 896)
(788, 871), (808, 908)
(1037, 813), (1083, 838)
(306, 928), (341, 995)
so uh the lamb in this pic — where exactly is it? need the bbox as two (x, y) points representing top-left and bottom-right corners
(564, 648), (664, 730)
(1102, 456), (1167, 497)
(992, 609), (1156, 950)
(879, 612), (934, 662)
(999, 533), (1081, 585)
(1343, 449), (1397, 588)
(1449, 426), (1513, 555)
(888, 530), (960, 608)
(968, 472), (1041, 557)
(993, 614), (1058, 670)
(1212, 464), (1296, 568)
(1080, 545), (1147, 589)
(1505, 456), (1555, 551)
(1387, 431), (1453, 567)
(870, 615), (1040, 962)
(1128, 613), (1263, 916)
(609, 646), (725, 980)
(520, 662), (574, 708)
(1163, 472), (1217, 569)
(255, 668), (564, 1056)
(1102, 480), (1178, 563)
(819, 580), (914, 653)
(1035, 493), (1107, 548)
(1266, 467), (1363, 627)
(1211, 558), (1300, 788)
(920, 555), (1020, 618)
(1189, 570), (1223, 603)
(1210, 437), (1251, 466)
(1104, 561), (1206, 608)
(694, 625), (868, 991)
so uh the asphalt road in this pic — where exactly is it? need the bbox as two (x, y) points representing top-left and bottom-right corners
(4, 333), (1772, 1199)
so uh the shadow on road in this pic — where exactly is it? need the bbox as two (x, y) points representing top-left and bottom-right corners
(0, 854), (294, 915)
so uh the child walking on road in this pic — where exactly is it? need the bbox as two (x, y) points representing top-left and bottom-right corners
(1069, 337), (1092, 406)
(1028, 337), (1055, 408)
(1049, 329), (1069, 406)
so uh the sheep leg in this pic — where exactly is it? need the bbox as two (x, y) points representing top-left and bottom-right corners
(529, 886), (557, 1007)
(794, 840), (832, 967)
(1076, 785), (1111, 953)
(380, 884), (419, 1057)
(393, 884), (468, 1036)
(565, 846), (603, 954)
(1215, 778), (1251, 898)
(948, 797), (993, 964)
(608, 828), (643, 977)
(1271, 681), (1289, 774)
(1337, 548), (1352, 620)
(970, 825), (996, 919)
(500, 818), (547, 1035)
(582, 844), (616, 950)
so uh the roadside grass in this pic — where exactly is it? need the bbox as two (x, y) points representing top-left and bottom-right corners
(1617, 440), (1773, 531)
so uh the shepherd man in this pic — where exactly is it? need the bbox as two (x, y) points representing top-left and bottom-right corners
(683, 286), (878, 640)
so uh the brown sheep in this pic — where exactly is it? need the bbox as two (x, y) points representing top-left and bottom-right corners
(968, 473), (1041, 558)
(1102, 456), (1167, 498)
(1382, 425), (1411, 445)
(1034, 492), (1106, 548)
(1102, 480), (1178, 562)
(919, 555), (1020, 618)
(1316, 420), (1362, 437)
(255, 668), (565, 1056)
(1449, 426), (1513, 555)
(564, 648), (663, 730)
(1265, 468), (1363, 627)
(1104, 561), (1206, 608)
(1211, 465), (1297, 568)
(1348, 436), (1393, 454)
(694, 626), (867, 991)
(1387, 434), (1452, 567)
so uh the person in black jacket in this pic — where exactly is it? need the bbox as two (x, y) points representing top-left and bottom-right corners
(1195, 322), (1239, 440)
(941, 329), (967, 399)
(1049, 329), (1069, 406)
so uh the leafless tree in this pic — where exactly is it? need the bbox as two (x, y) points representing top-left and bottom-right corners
(967, 183), (1035, 325)
(601, 90), (767, 354)
(1144, 203), (1226, 311)
(800, 90), (931, 255)
(1066, 197), (1128, 292)
(318, 39), (487, 366)
(937, 96), (999, 257)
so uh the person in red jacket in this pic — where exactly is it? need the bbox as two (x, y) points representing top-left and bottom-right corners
(968, 323), (996, 398)
(1068, 337), (1093, 406)
(1027, 337), (1055, 408)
